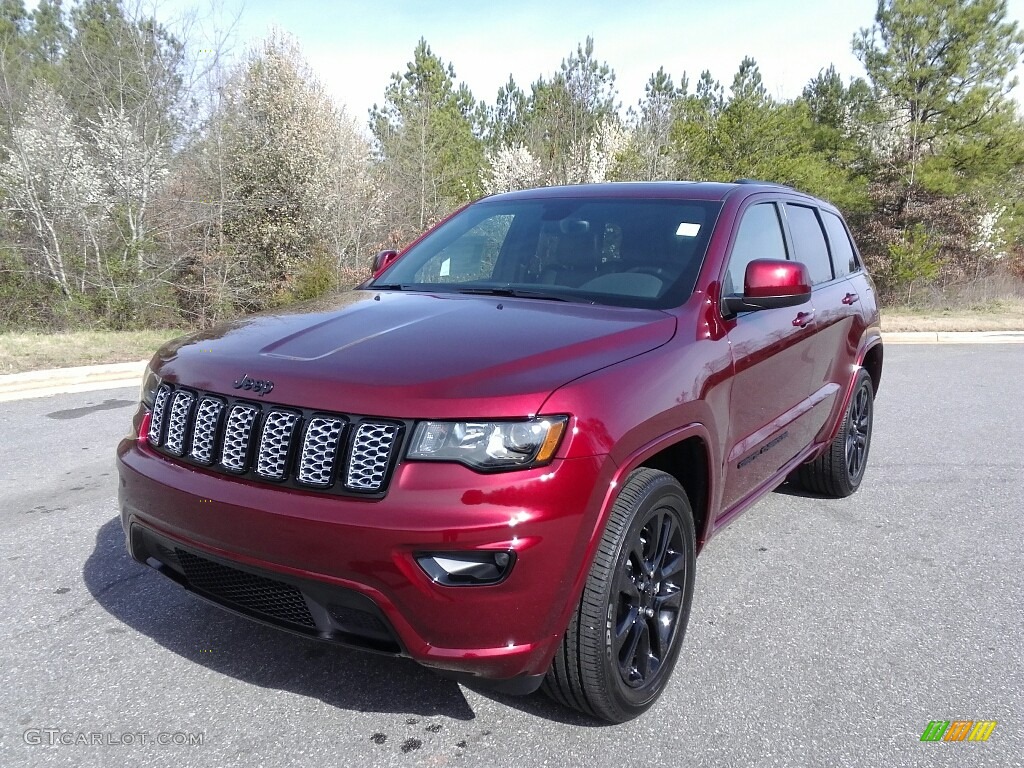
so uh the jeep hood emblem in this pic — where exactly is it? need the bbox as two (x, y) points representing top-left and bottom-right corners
(233, 373), (274, 396)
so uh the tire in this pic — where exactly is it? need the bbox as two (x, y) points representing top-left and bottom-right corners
(794, 367), (874, 497)
(542, 468), (696, 723)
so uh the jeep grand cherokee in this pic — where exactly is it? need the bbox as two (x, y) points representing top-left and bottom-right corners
(117, 181), (882, 722)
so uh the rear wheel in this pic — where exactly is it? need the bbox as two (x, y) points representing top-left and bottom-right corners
(542, 468), (696, 722)
(795, 367), (874, 497)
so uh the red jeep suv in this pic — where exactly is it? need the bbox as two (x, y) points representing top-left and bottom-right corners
(117, 181), (881, 722)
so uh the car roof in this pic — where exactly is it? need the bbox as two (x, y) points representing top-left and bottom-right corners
(482, 180), (829, 206)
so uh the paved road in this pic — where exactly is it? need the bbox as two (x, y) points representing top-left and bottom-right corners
(1, 345), (1022, 768)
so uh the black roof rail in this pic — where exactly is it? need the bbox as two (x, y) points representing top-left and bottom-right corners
(732, 178), (793, 188)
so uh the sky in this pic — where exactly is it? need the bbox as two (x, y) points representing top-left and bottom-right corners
(167, 0), (1024, 119)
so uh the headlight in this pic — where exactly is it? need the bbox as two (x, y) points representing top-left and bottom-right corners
(140, 365), (160, 407)
(407, 416), (568, 470)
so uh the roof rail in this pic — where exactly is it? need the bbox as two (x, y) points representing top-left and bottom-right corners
(732, 178), (793, 188)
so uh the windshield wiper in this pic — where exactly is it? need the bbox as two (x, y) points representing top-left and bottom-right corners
(451, 286), (573, 302)
(369, 283), (413, 291)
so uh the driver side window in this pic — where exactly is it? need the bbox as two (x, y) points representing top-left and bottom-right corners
(724, 203), (787, 295)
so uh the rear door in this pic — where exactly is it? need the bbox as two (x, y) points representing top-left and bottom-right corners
(720, 200), (818, 513)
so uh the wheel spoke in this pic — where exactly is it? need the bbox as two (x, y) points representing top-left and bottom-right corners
(629, 536), (652, 579)
(617, 619), (643, 675)
(614, 604), (639, 643)
(652, 510), (675, 575)
(633, 622), (653, 681)
(658, 550), (685, 581)
(654, 589), (683, 613)
(615, 564), (641, 602)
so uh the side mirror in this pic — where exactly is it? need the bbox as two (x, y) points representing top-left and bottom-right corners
(722, 259), (811, 316)
(371, 249), (400, 277)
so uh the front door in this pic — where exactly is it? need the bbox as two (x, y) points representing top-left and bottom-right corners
(721, 201), (818, 513)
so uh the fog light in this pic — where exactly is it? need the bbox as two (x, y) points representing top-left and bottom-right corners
(415, 551), (515, 586)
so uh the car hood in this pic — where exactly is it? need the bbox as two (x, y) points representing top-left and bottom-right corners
(153, 290), (676, 418)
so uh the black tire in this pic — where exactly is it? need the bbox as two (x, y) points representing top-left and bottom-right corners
(542, 468), (696, 723)
(794, 367), (874, 497)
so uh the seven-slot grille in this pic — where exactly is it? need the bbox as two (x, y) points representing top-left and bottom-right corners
(147, 383), (402, 495)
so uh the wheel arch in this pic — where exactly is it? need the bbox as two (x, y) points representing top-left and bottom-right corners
(861, 341), (883, 396)
(606, 424), (716, 554)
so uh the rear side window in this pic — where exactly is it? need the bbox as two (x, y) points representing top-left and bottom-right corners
(785, 204), (833, 285)
(724, 203), (787, 295)
(821, 211), (858, 277)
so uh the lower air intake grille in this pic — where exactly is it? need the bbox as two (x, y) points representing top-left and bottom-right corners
(175, 549), (316, 628)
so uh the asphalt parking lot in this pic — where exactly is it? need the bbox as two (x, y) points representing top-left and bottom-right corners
(1, 344), (1021, 768)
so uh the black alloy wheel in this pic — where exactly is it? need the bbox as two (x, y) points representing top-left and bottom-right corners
(613, 505), (687, 689)
(794, 367), (875, 497)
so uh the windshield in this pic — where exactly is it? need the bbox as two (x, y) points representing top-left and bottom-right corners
(370, 197), (723, 309)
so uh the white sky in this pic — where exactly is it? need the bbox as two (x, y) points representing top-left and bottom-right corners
(69, 0), (1024, 118)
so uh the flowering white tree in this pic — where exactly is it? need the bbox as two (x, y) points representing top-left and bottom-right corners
(328, 111), (385, 273)
(219, 30), (340, 303)
(90, 107), (171, 266)
(0, 84), (104, 296)
(481, 144), (545, 194)
(583, 118), (628, 183)
(970, 206), (1007, 264)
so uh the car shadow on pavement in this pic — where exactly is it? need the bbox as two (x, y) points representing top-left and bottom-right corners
(771, 479), (820, 499)
(84, 517), (477, 721)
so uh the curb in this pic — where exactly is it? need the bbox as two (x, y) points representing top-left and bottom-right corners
(882, 331), (1024, 344)
(0, 360), (147, 403)
(1, 330), (1023, 403)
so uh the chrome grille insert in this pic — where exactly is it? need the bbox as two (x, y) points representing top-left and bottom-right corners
(164, 390), (196, 456)
(346, 423), (400, 491)
(256, 411), (300, 480)
(220, 403), (259, 472)
(297, 417), (345, 487)
(148, 384), (172, 444)
(190, 397), (224, 464)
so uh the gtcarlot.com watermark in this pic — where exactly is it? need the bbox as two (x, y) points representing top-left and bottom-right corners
(24, 729), (204, 747)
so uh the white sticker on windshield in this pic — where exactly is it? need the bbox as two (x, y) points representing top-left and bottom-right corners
(676, 222), (701, 237)
(439, 257), (451, 277)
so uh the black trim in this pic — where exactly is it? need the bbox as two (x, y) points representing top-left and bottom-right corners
(130, 523), (404, 655)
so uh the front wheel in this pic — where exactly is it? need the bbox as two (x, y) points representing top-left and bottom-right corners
(542, 468), (696, 722)
(794, 367), (874, 497)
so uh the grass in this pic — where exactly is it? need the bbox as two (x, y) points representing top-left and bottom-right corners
(0, 329), (184, 375)
(881, 298), (1024, 332)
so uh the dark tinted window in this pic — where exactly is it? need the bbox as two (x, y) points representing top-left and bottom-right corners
(785, 204), (833, 284)
(724, 203), (787, 295)
(374, 198), (722, 309)
(821, 211), (858, 277)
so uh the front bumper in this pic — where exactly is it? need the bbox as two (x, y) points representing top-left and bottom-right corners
(116, 436), (612, 687)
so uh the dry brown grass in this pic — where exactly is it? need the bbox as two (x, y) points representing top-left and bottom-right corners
(0, 329), (184, 375)
(881, 298), (1024, 332)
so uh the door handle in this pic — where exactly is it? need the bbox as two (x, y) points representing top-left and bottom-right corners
(842, 292), (859, 305)
(792, 311), (814, 328)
